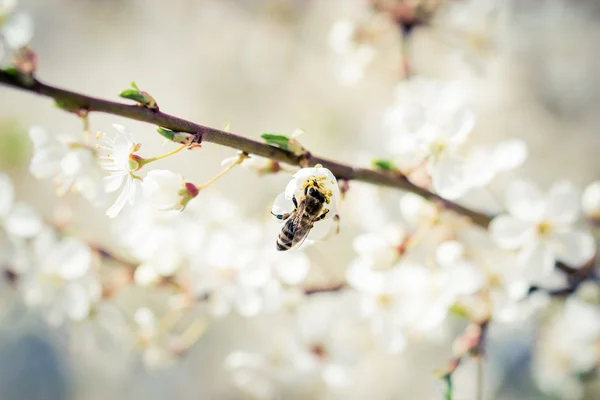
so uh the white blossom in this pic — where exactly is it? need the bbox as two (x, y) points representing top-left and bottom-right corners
(19, 228), (101, 326)
(438, 0), (509, 72)
(96, 124), (142, 218)
(272, 166), (341, 249)
(191, 221), (270, 317)
(384, 80), (475, 198)
(490, 180), (596, 281)
(534, 287), (600, 400)
(0, 172), (42, 239)
(226, 295), (362, 398)
(28, 126), (104, 203)
(384, 80), (527, 199)
(328, 19), (376, 86)
(349, 225), (406, 272)
(0, 0), (33, 55)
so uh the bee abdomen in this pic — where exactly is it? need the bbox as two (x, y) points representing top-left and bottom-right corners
(276, 238), (292, 251)
(276, 227), (296, 251)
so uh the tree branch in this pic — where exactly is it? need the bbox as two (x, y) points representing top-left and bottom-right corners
(0, 70), (595, 278)
(0, 70), (491, 227)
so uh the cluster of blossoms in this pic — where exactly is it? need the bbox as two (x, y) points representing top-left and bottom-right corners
(382, 78), (527, 200)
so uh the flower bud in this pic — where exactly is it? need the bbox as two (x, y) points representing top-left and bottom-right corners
(12, 46), (37, 76)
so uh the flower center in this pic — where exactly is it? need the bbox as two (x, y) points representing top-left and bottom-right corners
(309, 343), (328, 360)
(376, 294), (393, 308)
(429, 140), (446, 158)
(536, 221), (553, 237)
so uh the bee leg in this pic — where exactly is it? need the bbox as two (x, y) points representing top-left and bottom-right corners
(271, 211), (291, 221)
(292, 195), (298, 209)
(314, 208), (330, 221)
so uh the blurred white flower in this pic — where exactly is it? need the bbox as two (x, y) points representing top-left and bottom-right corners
(534, 288), (600, 400)
(349, 239), (485, 352)
(462, 139), (528, 188)
(0, 0), (33, 54)
(133, 307), (179, 370)
(96, 124), (142, 218)
(68, 303), (135, 377)
(226, 295), (362, 398)
(0, 173), (42, 239)
(385, 80), (528, 199)
(272, 166), (340, 250)
(142, 169), (197, 211)
(384, 80), (475, 198)
(581, 180), (600, 221)
(20, 228), (101, 326)
(399, 193), (438, 228)
(328, 19), (376, 86)
(348, 266), (408, 353)
(349, 225), (406, 271)
(438, 0), (508, 72)
(28, 126), (105, 203)
(191, 222), (270, 317)
(490, 180), (596, 280)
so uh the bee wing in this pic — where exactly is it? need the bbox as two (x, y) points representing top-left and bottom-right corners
(285, 214), (313, 251)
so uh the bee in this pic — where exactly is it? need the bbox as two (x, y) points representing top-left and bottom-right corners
(272, 176), (333, 251)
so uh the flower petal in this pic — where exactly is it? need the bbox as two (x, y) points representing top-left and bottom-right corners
(104, 174), (125, 193)
(431, 154), (468, 199)
(56, 238), (92, 280)
(517, 242), (555, 280)
(106, 179), (131, 218)
(505, 179), (545, 222)
(463, 147), (496, 187)
(307, 218), (334, 241)
(546, 180), (580, 225)
(3, 12), (33, 49)
(489, 215), (533, 250)
(271, 192), (294, 222)
(5, 203), (42, 238)
(493, 139), (528, 171)
(550, 230), (596, 267)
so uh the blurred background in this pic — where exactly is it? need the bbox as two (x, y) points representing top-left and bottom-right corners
(0, 0), (599, 399)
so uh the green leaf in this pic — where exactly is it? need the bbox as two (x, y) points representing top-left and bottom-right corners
(130, 81), (139, 90)
(54, 99), (82, 113)
(157, 127), (176, 141)
(2, 67), (19, 78)
(260, 133), (291, 150)
(372, 159), (395, 171)
(119, 89), (146, 103)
